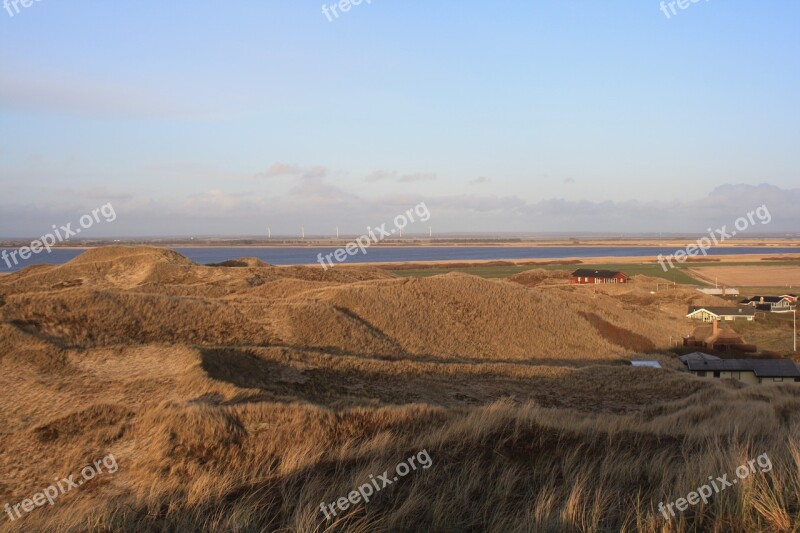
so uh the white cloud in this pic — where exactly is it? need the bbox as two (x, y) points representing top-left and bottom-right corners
(365, 170), (437, 183)
(259, 163), (328, 179)
(398, 173), (436, 183)
(365, 170), (397, 182)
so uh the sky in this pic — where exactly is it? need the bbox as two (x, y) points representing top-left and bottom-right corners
(1, 1), (798, 237)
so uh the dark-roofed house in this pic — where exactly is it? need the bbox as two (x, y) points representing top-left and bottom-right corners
(683, 321), (756, 352)
(685, 358), (800, 385)
(571, 269), (629, 284)
(740, 295), (796, 313)
(679, 352), (721, 364)
(686, 306), (755, 322)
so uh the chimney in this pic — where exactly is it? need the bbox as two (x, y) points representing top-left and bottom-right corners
(712, 319), (719, 335)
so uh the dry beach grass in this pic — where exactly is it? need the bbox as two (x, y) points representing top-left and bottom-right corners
(1, 247), (799, 532)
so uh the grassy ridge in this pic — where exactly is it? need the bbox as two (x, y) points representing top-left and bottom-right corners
(391, 262), (701, 284)
(389, 260), (800, 286)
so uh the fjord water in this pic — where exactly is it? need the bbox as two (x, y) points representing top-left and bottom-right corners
(1, 246), (798, 273)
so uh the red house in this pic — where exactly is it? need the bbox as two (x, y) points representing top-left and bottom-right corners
(571, 269), (629, 284)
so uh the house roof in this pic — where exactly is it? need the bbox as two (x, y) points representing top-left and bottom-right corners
(679, 352), (721, 363)
(631, 361), (662, 368)
(743, 296), (789, 304)
(686, 325), (745, 345)
(686, 358), (800, 378)
(699, 288), (740, 295)
(571, 269), (627, 278)
(686, 324), (713, 342)
(706, 328), (746, 346)
(687, 306), (755, 317)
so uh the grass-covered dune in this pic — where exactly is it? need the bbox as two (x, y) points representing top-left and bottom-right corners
(1, 247), (798, 532)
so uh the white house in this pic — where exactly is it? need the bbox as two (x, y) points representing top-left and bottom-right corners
(686, 306), (755, 322)
(740, 295), (797, 313)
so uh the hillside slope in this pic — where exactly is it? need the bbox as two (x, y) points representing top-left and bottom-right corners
(1, 247), (797, 532)
(1, 248), (700, 360)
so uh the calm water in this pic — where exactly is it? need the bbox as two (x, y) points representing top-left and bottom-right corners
(1, 246), (798, 273)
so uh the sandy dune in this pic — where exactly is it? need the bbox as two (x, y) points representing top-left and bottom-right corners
(1, 246), (799, 532)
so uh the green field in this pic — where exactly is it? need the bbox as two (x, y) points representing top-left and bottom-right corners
(389, 262), (701, 284)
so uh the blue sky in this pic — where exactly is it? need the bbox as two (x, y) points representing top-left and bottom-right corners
(1, 1), (798, 236)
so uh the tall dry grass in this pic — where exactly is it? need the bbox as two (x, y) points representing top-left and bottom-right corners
(1, 247), (798, 532)
(3, 394), (799, 532)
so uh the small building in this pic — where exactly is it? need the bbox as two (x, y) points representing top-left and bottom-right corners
(571, 269), (629, 284)
(685, 358), (800, 384)
(679, 351), (721, 364)
(631, 361), (662, 368)
(740, 295), (797, 313)
(686, 306), (755, 322)
(683, 321), (756, 352)
(697, 287), (740, 297)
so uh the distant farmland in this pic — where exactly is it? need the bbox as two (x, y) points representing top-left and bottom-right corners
(687, 264), (800, 287)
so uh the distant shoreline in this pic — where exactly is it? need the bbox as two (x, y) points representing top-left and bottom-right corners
(325, 252), (800, 268)
(2, 238), (799, 251)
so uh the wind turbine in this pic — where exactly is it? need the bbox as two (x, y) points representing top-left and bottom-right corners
(301, 226), (305, 240)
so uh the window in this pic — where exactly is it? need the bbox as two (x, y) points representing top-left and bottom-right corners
(774, 377), (784, 382)
(697, 371), (706, 377)
(713, 371), (721, 378)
